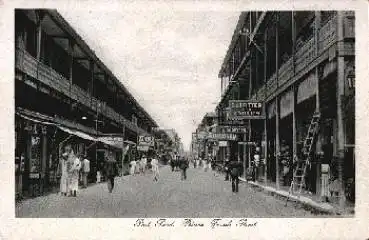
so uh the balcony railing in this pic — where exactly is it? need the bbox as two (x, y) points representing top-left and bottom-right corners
(318, 15), (337, 53)
(295, 37), (316, 74)
(15, 47), (149, 135)
(278, 57), (293, 86)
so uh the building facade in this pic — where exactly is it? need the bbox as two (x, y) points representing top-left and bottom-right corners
(215, 11), (355, 204)
(15, 9), (158, 199)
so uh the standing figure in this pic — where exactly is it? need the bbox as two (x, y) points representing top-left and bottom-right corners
(68, 149), (81, 197)
(59, 149), (70, 196)
(81, 155), (90, 188)
(104, 151), (118, 193)
(130, 159), (137, 176)
(179, 157), (189, 180)
(140, 155), (147, 174)
(229, 160), (243, 193)
(151, 155), (159, 181)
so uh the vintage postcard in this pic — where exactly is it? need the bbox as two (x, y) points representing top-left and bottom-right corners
(0, 0), (368, 239)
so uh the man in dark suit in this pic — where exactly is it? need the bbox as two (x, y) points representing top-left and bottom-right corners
(229, 160), (244, 193)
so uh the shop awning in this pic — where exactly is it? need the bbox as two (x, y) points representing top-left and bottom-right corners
(16, 111), (55, 126)
(57, 126), (96, 141)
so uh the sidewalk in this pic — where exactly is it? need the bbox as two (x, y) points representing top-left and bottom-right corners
(239, 177), (355, 216)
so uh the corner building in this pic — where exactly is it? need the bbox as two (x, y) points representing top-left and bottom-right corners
(15, 9), (158, 199)
(216, 11), (355, 204)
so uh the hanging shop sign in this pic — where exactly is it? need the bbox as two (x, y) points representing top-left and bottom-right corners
(221, 119), (250, 126)
(138, 135), (155, 146)
(137, 145), (150, 152)
(228, 100), (265, 120)
(238, 141), (256, 146)
(219, 125), (248, 134)
(206, 133), (237, 141)
(218, 141), (228, 147)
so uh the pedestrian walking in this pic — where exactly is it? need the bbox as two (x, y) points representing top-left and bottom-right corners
(67, 149), (81, 197)
(229, 160), (243, 193)
(104, 150), (118, 193)
(179, 157), (189, 180)
(151, 155), (159, 181)
(81, 155), (90, 188)
(130, 159), (137, 176)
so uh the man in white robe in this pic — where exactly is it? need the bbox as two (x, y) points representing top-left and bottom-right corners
(130, 160), (137, 176)
(68, 150), (81, 197)
(151, 156), (159, 181)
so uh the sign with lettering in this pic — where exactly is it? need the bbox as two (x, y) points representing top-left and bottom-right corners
(228, 100), (264, 120)
(219, 125), (248, 134)
(139, 135), (155, 146)
(206, 133), (237, 141)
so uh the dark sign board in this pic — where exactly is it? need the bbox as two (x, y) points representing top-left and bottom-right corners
(206, 133), (237, 141)
(219, 125), (248, 134)
(228, 100), (265, 120)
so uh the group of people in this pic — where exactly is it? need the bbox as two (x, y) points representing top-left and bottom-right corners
(129, 154), (160, 182)
(59, 144), (90, 197)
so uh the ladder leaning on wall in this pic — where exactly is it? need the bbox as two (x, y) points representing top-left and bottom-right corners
(285, 112), (321, 206)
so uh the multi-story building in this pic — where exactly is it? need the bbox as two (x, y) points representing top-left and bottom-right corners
(15, 9), (158, 199)
(192, 112), (219, 160)
(215, 11), (355, 204)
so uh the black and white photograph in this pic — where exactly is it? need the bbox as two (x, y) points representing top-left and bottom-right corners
(1, 0), (368, 239)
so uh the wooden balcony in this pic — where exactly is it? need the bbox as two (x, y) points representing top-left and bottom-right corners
(318, 15), (337, 53)
(15, 47), (149, 135)
(295, 37), (316, 74)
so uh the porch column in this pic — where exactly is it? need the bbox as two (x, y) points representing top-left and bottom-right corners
(336, 12), (346, 208)
(35, 10), (45, 60)
(41, 126), (48, 194)
(292, 85), (297, 177)
(275, 14), (281, 189)
(263, 27), (268, 183)
(314, 11), (323, 197)
(68, 40), (75, 84)
(89, 60), (94, 96)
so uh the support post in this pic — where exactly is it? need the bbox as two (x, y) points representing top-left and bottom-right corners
(275, 14), (280, 189)
(35, 10), (45, 60)
(264, 27), (268, 184)
(336, 12), (346, 209)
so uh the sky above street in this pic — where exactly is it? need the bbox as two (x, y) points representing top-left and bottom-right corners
(59, 9), (240, 150)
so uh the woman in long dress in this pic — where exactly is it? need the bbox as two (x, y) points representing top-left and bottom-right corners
(59, 152), (69, 196)
(68, 150), (81, 197)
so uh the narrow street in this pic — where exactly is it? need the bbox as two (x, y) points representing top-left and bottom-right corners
(16, 166), (318, 218)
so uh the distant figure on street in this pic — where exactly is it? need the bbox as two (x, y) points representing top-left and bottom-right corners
(104, 151), (119, 193)
(81, 155), (90, 188)
(170, 157), (175, 172)
(68, 148), (81, 197)
(203, 158), (208, 172)
(151, 155), (159, 181)
(140, 155), (147, 174)
(224, 156), (230, 181)
(130, 159), (137, 176)
(179, 157), (189, 180)
(229, 160), (243, 193)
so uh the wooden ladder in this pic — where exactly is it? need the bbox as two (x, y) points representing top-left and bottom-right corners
(286, 112), (320, 205)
